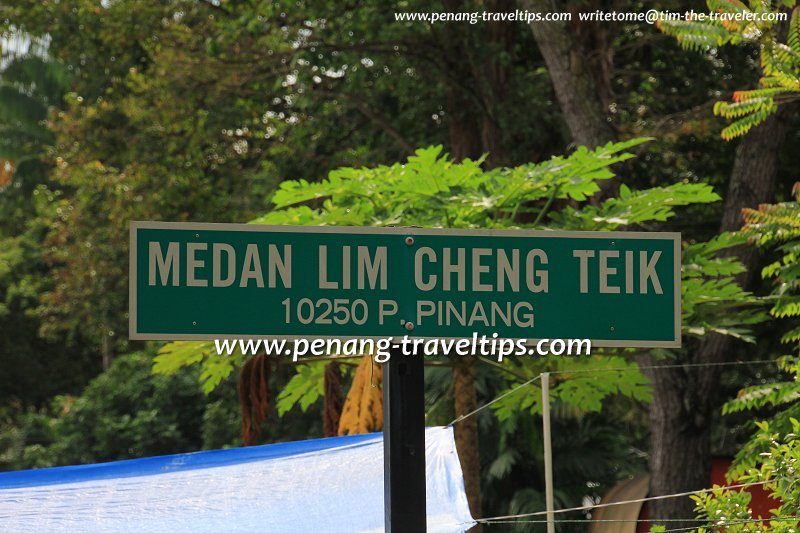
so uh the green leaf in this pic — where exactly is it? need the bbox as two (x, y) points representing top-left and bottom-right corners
(275, 362), (328, 416)
(152, 341), (214, 375)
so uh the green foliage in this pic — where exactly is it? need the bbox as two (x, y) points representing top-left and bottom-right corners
(722, 196), (800, 480)
(256, 140), (654, 229)
(0, 52), (67, 169)
(549, 182), (721, 231)
(658, 1), (800, 139)
(743, 198), (800, 340)
(489, 232), (765, 421)
(0, 232), (96, 403)
(153, 341), (243, 394)
(0, 351), (241, 470)
(691, 194), (800, 525)
(276, 362), (328, 416)
(724, 356), (800, 417)
(0, 42), (70, 239)
(692, 485), (753, 532)
(492, 356), (651, 421)
(490, 227), (765, 421)
(693, 419), (800, 531)
(0, 5), (282, 363)
(682, 233), (768, 342)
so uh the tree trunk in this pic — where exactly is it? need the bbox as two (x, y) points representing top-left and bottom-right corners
(719, 110), (789, 260)
(645, 112), (789, 527)
(440, 0), (508, 167)
(640, 345), (711, 526)
(439, 1), (483, 164)
(446, 85), (483, 163)
(445, 85), (486, 524)
(476, 0), (513, 168)
(523, 0), (616, 151)
(453, 358), (483, 523)
(523, 0), (617, 203)
(643, 347), (735, 526)
(323, 362), (343, 437)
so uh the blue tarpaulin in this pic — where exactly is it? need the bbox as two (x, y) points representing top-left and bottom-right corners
(0, 426), (474, 532)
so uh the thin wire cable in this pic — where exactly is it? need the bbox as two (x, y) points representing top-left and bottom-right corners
(655, 516), (800, 533)
(476, 479), (777, 523)
(447, 374), (542, 426)
(451, 359), (779, 426)
(479, 516), (800, 528)
(549, 359), (777, 376)
(449, 359), (786, 526)
(484, 519), (689, 524)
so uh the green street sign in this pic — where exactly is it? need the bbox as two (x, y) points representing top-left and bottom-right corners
(129, 222), (681, 347)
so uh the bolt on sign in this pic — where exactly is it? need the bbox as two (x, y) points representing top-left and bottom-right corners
(129, 222), (681, 347)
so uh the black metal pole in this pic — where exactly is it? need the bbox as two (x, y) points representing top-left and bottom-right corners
(383, 347), (426, 532)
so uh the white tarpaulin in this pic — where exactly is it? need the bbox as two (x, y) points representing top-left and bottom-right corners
(0, 426), (474, 532)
